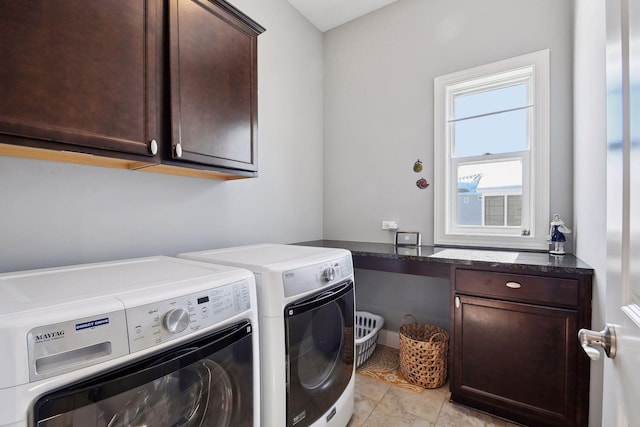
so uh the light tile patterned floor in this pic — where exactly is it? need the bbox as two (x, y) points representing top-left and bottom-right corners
(348, 373), (520, 427)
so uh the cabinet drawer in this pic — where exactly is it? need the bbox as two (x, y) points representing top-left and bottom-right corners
(455, 269), (579, 307)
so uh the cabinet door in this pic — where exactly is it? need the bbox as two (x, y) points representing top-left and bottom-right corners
(169, 0), (263, 172)
(452, 294), (579, 427)
(0, 1), (157, 157)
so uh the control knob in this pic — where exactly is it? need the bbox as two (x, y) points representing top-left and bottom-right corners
(163, 308), (190, 333)
(321, 266), (336, 282)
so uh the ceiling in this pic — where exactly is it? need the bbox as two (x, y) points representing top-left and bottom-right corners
(288, 0), (399, 32)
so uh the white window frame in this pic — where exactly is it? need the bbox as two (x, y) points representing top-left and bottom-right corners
(434, 50), (550, 250)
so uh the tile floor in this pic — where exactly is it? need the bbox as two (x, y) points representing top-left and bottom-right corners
(348, 373), (520, 427)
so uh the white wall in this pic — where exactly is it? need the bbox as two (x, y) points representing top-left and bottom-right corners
(323, 0), (574, 246)
(573, 1), (607, 426)
(0, 0), (324, 273)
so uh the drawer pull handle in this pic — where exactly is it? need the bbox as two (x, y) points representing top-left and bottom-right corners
(505, 281), (522, 289)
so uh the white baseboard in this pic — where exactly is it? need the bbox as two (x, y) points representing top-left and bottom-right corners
(377, 328), (399, 349)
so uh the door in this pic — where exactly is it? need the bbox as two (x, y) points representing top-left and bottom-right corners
(168, 0), (264, 172)
(596, 0), (640, 425)
(33, 320), (254, 427)
(284, 281), (355, 427)
(453, 294), (578, 427)
(0, 1), (158, 157)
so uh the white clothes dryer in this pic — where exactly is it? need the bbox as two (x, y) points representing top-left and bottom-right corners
(179, 244), (355, 427)
(0, 256), (260, 427)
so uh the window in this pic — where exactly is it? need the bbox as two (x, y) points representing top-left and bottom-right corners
(434, 50), (549, 249)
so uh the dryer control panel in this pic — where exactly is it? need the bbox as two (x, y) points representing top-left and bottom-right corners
(126, 279), (251, 353)
(282, 254), (353, 298)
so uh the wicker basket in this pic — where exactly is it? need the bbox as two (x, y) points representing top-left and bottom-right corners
(355, 311), (384, 367)
(398, 314), (449, 388)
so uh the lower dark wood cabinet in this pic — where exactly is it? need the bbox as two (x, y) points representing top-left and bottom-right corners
(451, 268), (592, 427)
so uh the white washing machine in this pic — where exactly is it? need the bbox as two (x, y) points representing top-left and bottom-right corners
(0, 256), (260, 427)
(179, 244), (355, 427)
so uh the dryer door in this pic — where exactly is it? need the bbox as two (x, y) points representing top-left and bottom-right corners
(285, 281), (355, 427)
(33, 320), (254, 427)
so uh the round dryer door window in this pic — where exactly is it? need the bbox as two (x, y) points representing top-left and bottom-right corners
(285, 281), (355, 427)
(297, 303), (344, 390)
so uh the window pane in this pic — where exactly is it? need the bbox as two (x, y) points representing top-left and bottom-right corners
(457, 160), (522, 228)
(453, 109), (528, 157)
(484, 196), (504, 226)
(458, 194), (483, 226)
(507, 195), (522, 226)
(458, 160), (522, 189)
(453, 84), (527, 120)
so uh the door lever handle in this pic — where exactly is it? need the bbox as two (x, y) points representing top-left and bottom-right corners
(578, 324), (617, 360)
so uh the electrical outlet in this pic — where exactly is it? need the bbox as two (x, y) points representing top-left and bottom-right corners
(382, 221), (398, 230)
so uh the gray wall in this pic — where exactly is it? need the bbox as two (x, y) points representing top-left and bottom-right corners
(355, 269), (450, 333)
(573, 1), (606, 425)
(323, 0), (574, 246)
(321, 0), (575, 339)
(0, 0), (324, 273)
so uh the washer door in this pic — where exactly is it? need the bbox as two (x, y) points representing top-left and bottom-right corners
(104, 359), (232, 427)
(34, 321), (254, 427)
(285, 281), (355, 427)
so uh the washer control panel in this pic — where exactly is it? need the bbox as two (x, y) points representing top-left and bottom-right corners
(282, 254), (353, 298)
(126, 279), (251, 353)
(27, 309), (130, 383)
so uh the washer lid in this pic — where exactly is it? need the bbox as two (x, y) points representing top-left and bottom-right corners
(179, 244), (350, 271)
(0, 256), (249, 315)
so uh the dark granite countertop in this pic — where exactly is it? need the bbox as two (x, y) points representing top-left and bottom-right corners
(295, 240), (594, 276)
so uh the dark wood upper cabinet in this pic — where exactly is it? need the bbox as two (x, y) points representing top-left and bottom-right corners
(0, 0), (264, 179)
(0, 1), (158, 159)
(169, 0), (264, 172)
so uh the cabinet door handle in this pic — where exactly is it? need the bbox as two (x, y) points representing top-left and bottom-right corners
(455, 296), (460, 308)
(148, 139), (158, 155)
(505, 281), (522, 289)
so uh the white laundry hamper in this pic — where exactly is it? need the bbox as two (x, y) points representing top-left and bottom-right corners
(354, 311), (385, 368)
